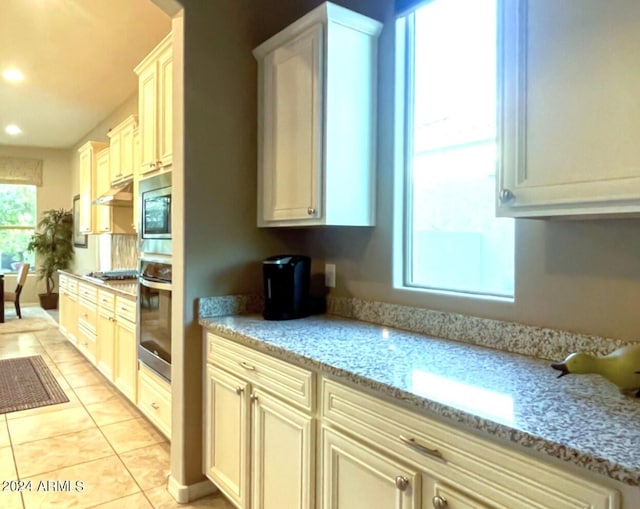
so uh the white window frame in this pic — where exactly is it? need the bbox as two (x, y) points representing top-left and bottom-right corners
(393, 0), (515, 302)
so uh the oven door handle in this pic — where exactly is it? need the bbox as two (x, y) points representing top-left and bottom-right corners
(139, 277), (172, 291)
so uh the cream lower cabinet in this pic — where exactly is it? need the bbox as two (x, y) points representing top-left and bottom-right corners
(321, 378), (619, 509)
(58, 275), (78, 344)
(96, 289), (116, 380)
(137, 363), (171, 438)
(204, 333), (620, 509)
(204, 333), (314, 509)
(76, 283), (98, 363)
(113, 296), (137, 403)
(321, 425), (419, 509)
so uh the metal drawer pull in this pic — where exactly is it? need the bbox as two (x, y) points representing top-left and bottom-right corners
(235, 386), (244, 395)
(250, 394), (259, 403)
(399, 435), (444, 461)
(151, 402), (160, 410)
(239, 361), (256, 371)
(432, 495), (448, 509)
(394, 476), (409, 491)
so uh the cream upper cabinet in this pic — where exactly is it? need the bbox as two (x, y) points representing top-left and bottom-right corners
(204, 332), (315, 509)
(253, 3), (382, 227)
(135, 33), (172, 177)
(78, 140), (109, 234)
(108, 115), (138, 185)
(94, 148), (112, 234)
(498, 0), (640, 218)
(93, 146), (135, 235)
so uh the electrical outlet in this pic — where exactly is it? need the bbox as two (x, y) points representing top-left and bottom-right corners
(325, 263), (336, 288)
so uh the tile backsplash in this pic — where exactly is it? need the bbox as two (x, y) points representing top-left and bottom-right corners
(99, 234), (137, 270)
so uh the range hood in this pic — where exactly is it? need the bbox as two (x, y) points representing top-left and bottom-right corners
(93, 178), (133, 206)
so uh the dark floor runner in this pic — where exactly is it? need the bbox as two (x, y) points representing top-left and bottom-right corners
(0, 355), (69, 414)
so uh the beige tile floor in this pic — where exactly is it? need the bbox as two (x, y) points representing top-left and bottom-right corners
(0, 313), (234, 509)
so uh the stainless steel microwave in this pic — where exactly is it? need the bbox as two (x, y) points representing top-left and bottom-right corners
(139, 172), (171, 256)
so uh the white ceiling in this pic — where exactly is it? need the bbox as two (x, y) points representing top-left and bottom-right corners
(0, 0), (172, 149)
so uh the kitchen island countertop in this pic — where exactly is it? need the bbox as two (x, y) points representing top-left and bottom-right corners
(200, 312), (640, 487)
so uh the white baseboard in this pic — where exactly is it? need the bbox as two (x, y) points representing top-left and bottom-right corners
(167, 475), (217, 503)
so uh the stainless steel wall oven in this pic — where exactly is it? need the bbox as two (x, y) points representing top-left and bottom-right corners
(138, 258), (172, 381)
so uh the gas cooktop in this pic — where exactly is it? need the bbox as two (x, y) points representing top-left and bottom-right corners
(85, 270), (138, 281)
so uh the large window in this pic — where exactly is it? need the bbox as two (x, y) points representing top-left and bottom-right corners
(398, 0), (514, 299)
(0, 184), (36, 273)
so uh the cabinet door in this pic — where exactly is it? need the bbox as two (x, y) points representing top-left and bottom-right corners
(78, 148), (93, 233)
(321, 426), (420, 509)
(498, 0), (640, 218)
(120, 122), (136, 180)
(204, 365), (251, 509)
(138, 63), (158, 174)
(260, 24), (323, 223)
(251, 389), (314, 509)
(66, 293), (78, 345)
(59, 288), (69, 337)
(110, 131), (122, 183)
(96, 310), (115, 380)
(114, 317), (137, 402)
(157, 45), (173, 169)
(95, 150), (113, 233)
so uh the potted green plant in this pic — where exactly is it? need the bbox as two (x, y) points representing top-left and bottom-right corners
(26, 208), (74, 309)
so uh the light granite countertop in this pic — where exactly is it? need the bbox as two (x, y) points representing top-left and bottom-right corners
(200, 312), (640, 487)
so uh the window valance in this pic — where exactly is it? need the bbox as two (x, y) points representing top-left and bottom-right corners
(0, 157), (43, 186)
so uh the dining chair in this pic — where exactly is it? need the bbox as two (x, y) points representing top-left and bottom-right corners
(4, 263), (30, 319)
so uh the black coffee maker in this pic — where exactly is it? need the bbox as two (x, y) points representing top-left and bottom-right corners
(263, 255), (310, 320)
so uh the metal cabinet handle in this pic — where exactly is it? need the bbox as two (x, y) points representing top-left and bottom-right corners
(399, 435), (444, 461)
(239, 361), (256, 371)
(250, 394), (258, 403)
(151, 402), (160, 410)
(499, 188), (515, 203)
(235, 386), (244, 395)
(149, 162), (156, 169)
(432, 495), (448, 509)
(307, 207), (316, 215)
(395, 476), (409, 491)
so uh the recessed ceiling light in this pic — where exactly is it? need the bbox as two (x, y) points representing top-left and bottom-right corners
(2, 68), (24, 82)
(5, 124), (22, 135)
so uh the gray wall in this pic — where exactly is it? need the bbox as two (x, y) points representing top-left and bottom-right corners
(253, 0), (640, 343)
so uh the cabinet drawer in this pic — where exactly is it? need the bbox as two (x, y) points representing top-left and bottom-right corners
(138, 364), (171, 438)
(67, 278), (78, 294)
(78, 282), (98, 303)
(59, 274), (68, 290)
(98, 289), (116, 313)
(78, 298), (97, 331)
(115, 296), (136, 323)
(206, 333), (314, 412)
(77, 321), (97, 363)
